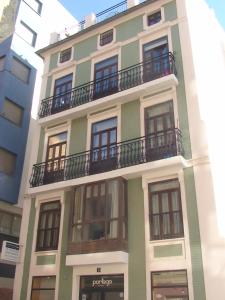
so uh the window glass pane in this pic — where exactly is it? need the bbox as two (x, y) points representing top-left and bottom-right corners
(152, 195), (159, 213)
(0, 56), (5, 71)
(147, 11), (161, 26)
(25, 0), (43, 14)
(2, 98), (23, 126)
(0, 148), (16, 175)
(11, 57), (30, 83)
(11, 215), (21, 236)
(0, 212), (12, 234)
(108, 221), (118, 238)
(41, 202), (60, 211)
(144, 37), (168, 52)
(146, 101), (173, 119)
(31, 290), (55, 300)
(150, 179), (179, 193)
(95, 56), (117, 71)
(32, 276), (56, 289)
(152, 271), (188, 286)
(59, 48), (72, 63)
(108, 180), (119, 218)
(100, 29), (113, 46)
(48, 132), (67, 146)
(92, 117), (117, 133)
(20, 21), (37, 46)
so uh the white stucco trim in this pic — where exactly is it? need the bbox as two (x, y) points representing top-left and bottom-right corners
(66, 251), (128, 266)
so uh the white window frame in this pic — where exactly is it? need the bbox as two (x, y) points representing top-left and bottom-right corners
(97, 28), (116, 50)
(57, 47), (74, 66)
(143, 7), (165, 31)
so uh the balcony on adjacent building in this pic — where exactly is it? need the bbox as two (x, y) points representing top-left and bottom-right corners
(39, 52), (176, 118)
(30, 128), (183, 188)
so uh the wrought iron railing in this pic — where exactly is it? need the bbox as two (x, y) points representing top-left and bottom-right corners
(30, 128), (183, 187)
(96, 1), (127, 23)
(39, 52), (176, 118)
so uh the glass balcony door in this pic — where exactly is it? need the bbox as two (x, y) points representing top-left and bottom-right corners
(143, 37), (169, 81)
(51, 74), (73, 114)
(145, 101), (176, 161)
(94, 56), (118, 99)
(90, 117), (117, 174)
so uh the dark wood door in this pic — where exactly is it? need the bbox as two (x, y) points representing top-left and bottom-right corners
(145, 101), (176, 161)
(44, 132), (67, 184)
(143, 37), (169, 81)
(94, 56), (118, 99)
(51, 74), (72, 114)
(90, 118), (117, 174)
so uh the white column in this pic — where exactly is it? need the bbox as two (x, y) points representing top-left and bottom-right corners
(127, 0), (139, 9)
(85, 13), (96, 28)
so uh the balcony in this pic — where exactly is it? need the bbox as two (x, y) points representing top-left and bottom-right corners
(30, 128), (183, 188)
(39, 52), (176, 118)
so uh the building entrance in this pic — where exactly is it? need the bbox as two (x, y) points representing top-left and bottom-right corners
(79, 275), (124, 300)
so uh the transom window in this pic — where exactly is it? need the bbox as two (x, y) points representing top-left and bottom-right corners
(59, 48), (72, 63)
(100, 29), (114, 46)
(151, 270), (189, 300)
(71, 178), (127, 251)
(36, 201), (61, 251)
(147, 11), (161, 26)
(31, 276), (56, 300)
(149, 179), (184, 240)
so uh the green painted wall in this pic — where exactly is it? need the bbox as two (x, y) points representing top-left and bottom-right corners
(37, 127), (45, 163)
(116, 15), (143, 42)
(75, 60), (92, 87)
(121, 99), (140, 141)
(49, 53), (58, 72)
(128, 178), (146, 300)
(171, 25), (192, 159)
(36, 255), (56, 265)
(164, 0), (177, 22)
(45, 75), (53, 98)
(121, 40), (140, 69)
(184, 167), (206, 300)
(58, 191), (73, 300)
(154, 244), (183, 258)
(74, 35), (97, 61)
(20, 199), (36, 300)
(69, 117), (87, 154)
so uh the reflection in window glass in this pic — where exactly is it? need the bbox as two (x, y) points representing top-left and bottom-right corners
(31, 276), (55, 300)
(0, 211), (21, 236)
(11, 57), (30, 83)
(0, 148), (17, 175)
(2, 98), (23, 126)
(20, 21), (37, 47)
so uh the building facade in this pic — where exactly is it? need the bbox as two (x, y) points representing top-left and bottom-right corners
(0, 0), (76, 298)
(15, 0), (225, 299)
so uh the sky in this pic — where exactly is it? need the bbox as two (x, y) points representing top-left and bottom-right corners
(59, 0), (225, 30)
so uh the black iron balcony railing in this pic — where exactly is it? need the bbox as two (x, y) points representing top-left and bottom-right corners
(30, 128), (183, 188)
(96, 0), (127, 23)
(39, 52), (176, 118)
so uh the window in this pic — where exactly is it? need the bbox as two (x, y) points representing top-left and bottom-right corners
(36, 201), (61, 251)
(44, 132), (67, 184)
(20, 21), (37, 47)
(23, 0), (43, 15)
(90, 117), (117, 174)
(149, 179), (184, 240)
(11, 57), (30, 83)
(31, 276), (56, 300)
(0, 211), (21, 237)
(145, 101), (176, 161)
(100, 29), (114, 46)
(2, 98), (23, 126)
(94, 56), (118, 99)
(51, 73), (73, 114)
(151, 270), (189, 300)
(71, 178), (127, 252)
(0, 148), (17, 176)
(59, 48), (72, 63)
(0, 56), (5, 71)
(143, 37), (169, 81)
(147, 11), (161, 26)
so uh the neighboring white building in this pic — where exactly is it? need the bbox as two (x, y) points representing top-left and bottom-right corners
(0, 0), (77, 298)
(14, 0), (225, 299)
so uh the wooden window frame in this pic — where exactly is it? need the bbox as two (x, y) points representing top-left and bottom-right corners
(31, 276), (56, 300)
(36, 201), (61, 251)
(151, 270), (189, 300)
(149, 179), (184, 241)
(69, 178), (128, 254)
(99, 29), (114, 46)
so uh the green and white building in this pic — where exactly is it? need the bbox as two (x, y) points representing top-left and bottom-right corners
(14, 0), (225, 299)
